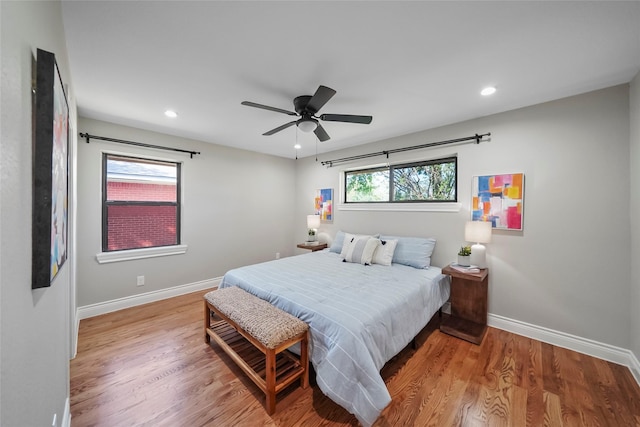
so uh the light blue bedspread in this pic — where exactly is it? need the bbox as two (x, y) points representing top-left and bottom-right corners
(219, 250), (450, 426)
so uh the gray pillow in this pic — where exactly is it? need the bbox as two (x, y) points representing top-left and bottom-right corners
(379, 235), (436, 269)
(329, 230), (346, 254)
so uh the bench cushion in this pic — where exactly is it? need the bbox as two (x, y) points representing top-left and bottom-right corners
(205, 286), (308, 349)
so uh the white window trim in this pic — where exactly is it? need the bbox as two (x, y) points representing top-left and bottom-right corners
(338, 202), (461, 212)
(96, 244), (188, 264)
(100, 149), (186, 262)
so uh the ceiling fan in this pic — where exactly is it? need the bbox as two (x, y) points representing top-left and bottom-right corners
(241, 85), (372, 142)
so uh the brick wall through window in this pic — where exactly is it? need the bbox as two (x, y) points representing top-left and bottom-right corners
(106, 181), (177, 250)
(107, 181), (176, 202)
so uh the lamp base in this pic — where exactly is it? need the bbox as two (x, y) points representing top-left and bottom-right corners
(470, 243), (487, 268)
(307, 229), (317, 242)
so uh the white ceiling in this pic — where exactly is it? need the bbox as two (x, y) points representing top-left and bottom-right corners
(61, 1), (640, 159)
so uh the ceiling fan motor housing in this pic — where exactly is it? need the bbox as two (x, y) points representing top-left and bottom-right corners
(294, 95), (314, 114)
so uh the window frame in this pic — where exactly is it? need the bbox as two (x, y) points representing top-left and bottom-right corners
(344, 156), (458, 204)
(101, 153), (182, 253)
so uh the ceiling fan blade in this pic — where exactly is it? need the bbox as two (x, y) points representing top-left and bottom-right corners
(320, 114), (373, 124)
(306, 85), (336, 114)
(241, 101), (297, 116)
(263, 120), (297, 136)
(314, 123), (330, 142)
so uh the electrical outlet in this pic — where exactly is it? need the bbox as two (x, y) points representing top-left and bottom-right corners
(275, 252), (280, 260)
(137, 276), (145, 286)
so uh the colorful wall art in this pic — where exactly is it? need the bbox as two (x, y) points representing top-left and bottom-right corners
(472, 173), (524, 230)
(314, 188), (333, 222)
(33, 48), (69, 288)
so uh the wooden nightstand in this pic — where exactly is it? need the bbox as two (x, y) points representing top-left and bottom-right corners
(296, 242), (327, 252)
(440, 265), (488, 345)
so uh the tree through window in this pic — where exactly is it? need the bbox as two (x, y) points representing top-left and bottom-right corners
(345, 157), (457, 203)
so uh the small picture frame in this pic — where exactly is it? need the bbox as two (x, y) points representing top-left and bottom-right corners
(314, 188), (333, 223)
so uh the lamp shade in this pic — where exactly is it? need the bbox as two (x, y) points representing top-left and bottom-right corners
(307, 215), (321, 229)
(465, 221), (492, 244)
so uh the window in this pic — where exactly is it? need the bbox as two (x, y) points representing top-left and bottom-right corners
(102, 154), (181, 252)
(345, 157), (457, 203)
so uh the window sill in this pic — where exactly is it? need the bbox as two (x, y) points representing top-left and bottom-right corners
(338, 202), (461, 213)
(96, 244), (188, 264)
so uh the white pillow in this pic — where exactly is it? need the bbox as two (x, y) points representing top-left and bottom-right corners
(339, 233), (370, 258)
(341, 234), (380, 265)
(372, 239), (398, 266)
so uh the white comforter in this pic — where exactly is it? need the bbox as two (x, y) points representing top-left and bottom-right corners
(219, 250), (450, 426)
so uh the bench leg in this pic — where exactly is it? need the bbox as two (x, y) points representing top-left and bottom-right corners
(300, 333), (309, 389)
(204, 301), (211, 344)
(265, 348), (276, 415)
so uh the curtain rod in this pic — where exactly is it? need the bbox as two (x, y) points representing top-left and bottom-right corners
(79, 132), (201, 158)
(320, 132), (490, 167)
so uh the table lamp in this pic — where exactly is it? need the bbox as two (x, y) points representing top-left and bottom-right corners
(465, 220), (492, 268)
(307, 215), (321, 242)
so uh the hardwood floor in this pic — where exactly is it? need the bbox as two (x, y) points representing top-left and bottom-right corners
(70, 291), (640, 426)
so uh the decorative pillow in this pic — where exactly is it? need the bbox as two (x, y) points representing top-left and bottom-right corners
(341, 234), (380, 265)
(339, 233), (364, 258)
(371, 239), (398, 266)
(331, 231), (379, 254)
(329, 230), (346, 254)
(379, 235), (436, 269)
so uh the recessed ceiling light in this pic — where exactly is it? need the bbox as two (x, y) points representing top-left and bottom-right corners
(480, 86), (497, 96)
(164, 110), (178, 118)
(294, 144), (301, 150)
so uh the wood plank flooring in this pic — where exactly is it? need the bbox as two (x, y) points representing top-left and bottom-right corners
(70, 291), (640, 426)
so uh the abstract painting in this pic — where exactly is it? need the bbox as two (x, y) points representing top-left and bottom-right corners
(33, 48), (69, 288)
(472, 173), (524, 231)
(314, 188), (333, 222)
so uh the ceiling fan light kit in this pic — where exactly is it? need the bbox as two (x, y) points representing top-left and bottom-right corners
(297, 118), (318, 133)
(241, 85), (372, 142)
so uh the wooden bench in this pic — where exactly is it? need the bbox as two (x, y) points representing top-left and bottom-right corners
(203, 286), (309, 415)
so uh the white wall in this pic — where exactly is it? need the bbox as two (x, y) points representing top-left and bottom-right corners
(1, 1), (76, 425)
(296, 85), (632, 349)
(630, 72), (640, 363)
(76, 118), (296, 307)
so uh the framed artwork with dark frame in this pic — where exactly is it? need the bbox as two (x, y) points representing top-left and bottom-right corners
(32, 48), (69, 289)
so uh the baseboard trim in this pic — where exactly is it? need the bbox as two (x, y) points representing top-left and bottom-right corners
(72, 314), (80, 359)
(77, 277), (222, 320)
(62, 397), (70, 427)
(629, 350), (640, 385)
(489, 313), (640, 386)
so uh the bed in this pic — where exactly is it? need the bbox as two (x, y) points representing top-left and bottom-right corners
(218, 237), (450, 426)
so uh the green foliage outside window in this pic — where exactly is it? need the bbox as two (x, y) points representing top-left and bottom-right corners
(345, 168), (389, 202)
(345, 157), (456, 203)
